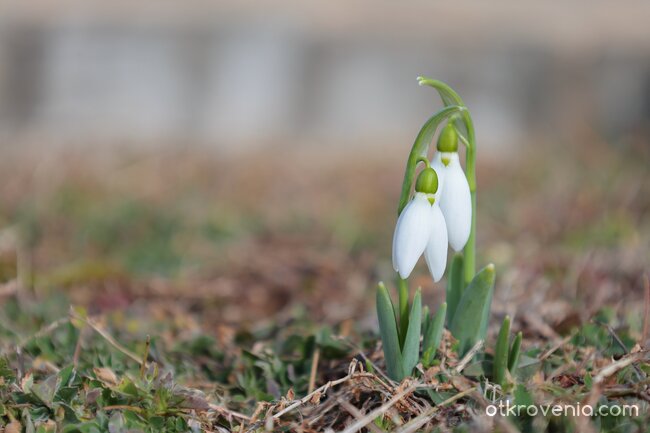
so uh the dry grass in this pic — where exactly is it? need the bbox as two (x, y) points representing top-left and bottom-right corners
(0, 138), (648, 431)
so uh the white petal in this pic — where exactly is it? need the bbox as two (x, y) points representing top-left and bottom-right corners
(438, 155), (472, 252)
(430, 153), (445, 202)
(424, 204), (448, 282)
(391, 209), (406, 272)
(392, 193), (432, 279)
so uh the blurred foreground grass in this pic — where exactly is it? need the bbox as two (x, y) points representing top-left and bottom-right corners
(0, 138), (648, 431)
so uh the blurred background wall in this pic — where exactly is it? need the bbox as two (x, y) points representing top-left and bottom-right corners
(1, 0), (649, 156)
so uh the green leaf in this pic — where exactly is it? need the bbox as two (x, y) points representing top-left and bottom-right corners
(449, 264), (496, 356)
(417, 77), (464, 107)
(397, 277), (409, 349)
(31, 375), (60, 408)
(401, 289), (422, 378)
(478, 275), (495, 341)
(446, 254), (464, 325)
(421, 305), (430, 335)
(514, 355), (541, 381)
(493, 316), (511, 387)
(0, 357), (15, 382)
(57, 365), (75, 388)
(513, 384), (534, 407)
(416, 77), (469, 138)
(376, 282), (404, 381)
(426, 390), (458, 404)
(508, 331), (523, 373)
(422, 303), (446, 367)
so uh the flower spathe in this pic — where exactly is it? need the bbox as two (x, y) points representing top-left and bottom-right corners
(432, 151), (472, 252)
(392, 192), (448, 281)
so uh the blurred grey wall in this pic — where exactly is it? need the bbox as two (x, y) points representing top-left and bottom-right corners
(1, 1), (649, 153)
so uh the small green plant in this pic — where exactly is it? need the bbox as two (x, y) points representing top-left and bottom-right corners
(492, 315), (523, 388)
(377, 77), (496, 380)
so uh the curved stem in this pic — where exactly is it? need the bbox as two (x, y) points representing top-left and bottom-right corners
(417, 77), (477, 285)
(416, 156), (430, 168)
(397, 105), (465, 215)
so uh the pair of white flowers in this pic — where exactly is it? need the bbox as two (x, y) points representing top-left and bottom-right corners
(392, 124), (472, 282)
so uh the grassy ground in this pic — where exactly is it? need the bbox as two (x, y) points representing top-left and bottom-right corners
(0, 138), (648, 432)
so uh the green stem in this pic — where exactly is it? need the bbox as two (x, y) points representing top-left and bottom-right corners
(415, 156), (431, 168)
(397, 277), (409, 348)
(416, 77), (477, 285)
(397, 105), (465, 215)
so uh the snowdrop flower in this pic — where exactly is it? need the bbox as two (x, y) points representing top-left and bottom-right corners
(392, 167), (448, 281)
(432, 123), (472, 252)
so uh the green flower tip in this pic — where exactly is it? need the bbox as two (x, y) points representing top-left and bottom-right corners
(415, 167), (439, 195)
(437, 123), (458, 152)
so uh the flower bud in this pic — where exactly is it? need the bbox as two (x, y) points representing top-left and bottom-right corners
(437, 123), (458, 153)
(414, 167), (439, 195)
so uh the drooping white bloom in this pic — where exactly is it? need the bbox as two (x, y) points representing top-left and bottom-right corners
(392, 192), (449, 281)
(392, 193), (432, 279)
(432, 152), (472, 252)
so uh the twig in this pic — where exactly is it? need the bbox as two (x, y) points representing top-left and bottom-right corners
(140, 335), (151, 378)
(70, 310), (145, 366)
(308, 348), (320, 394)
(273, 368), (374, 421)
(395, 387), (475, 433)
(103, 405), (144, 412)
(643, 274), (649, 347)
(604, 324), (630, 355)
(72, 324), (88, 368)
(602, 324), (644, 380)
(338, 337), (395, 385)
(604, 386), (650, 401)
(454, 340), (483, 374)
(208, 403), (251, 421)
(338, 382), (419, 433)
(593, 350), (648, 385)
(16, 345), (24, 381)
(337, 398), (386, 433)
(539, 334), (573, 361)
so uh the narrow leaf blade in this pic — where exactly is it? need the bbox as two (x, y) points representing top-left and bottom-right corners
(376, 282), (404, 381)
(449, 264), (496, 356)
(446, 254), (464, 325)
(493, 315), (511, 387)
(421, 305), (430, 335)
(398, 277), (409, 349)
(401, 289), (422, 378)
(478, 272), (495, 341)
(422, 302), (447, 367)
(508, 331), (523, 373)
